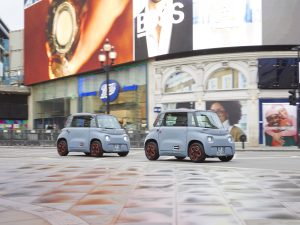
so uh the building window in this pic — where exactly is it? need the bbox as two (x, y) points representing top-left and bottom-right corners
(164, 71), (196, 93)
(207, 68), (246, 90)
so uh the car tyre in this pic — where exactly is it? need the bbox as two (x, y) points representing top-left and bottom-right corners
(145, 141), (159, 160)
(175, 156), (186, 160)
(90, 140), (103, 157)
(188, 142), (206, 162)
(84, 152), (91, 156)
(118, 152), (129, 157)
(57, 139), (69, 156)
(219, 155), (234, 162)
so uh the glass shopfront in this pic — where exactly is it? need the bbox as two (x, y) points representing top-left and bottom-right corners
(31, 63), (147, 134)
(31, 77), (78, 130)
(79, 63), (147, 132)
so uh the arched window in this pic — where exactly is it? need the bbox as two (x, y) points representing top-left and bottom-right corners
(207, 68), (246, 90)
(164, 71), (196, 93)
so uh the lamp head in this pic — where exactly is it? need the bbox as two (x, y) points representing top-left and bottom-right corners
(103, 38), (112, 52)
(98, 49), (106, 63)
(109, 46), (117, 64)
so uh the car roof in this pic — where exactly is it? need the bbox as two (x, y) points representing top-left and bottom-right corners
(161, 109), (213, 113)
(70, 112), (114, 117)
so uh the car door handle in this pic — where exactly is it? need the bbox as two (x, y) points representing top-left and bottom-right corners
(66, 130), (70, 134)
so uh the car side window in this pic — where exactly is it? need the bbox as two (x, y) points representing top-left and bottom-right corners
(197, 115), (215, 128)
(165, 112), (187, 127)
(154, 113), (164, 127)
(71, 116), (91, 128)
(65, 116), (73, 127)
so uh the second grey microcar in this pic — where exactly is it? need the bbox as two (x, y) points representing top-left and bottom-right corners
(144, 109), (235, 162)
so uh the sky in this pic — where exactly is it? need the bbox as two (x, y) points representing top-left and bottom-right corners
(0, 0), (24, 31)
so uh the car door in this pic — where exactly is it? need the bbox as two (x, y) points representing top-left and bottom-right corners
(67, 115), (91, 151)
(158, 112), (187, 154)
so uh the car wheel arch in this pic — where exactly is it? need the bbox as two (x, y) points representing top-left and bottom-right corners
(90, 138), (102, 149)
(57, 138), (68, 146)
(57, 138), (69, 156)
(144, 139), (160, 161)
(188, 140), (204, 154)
(145, 139), (158, 147)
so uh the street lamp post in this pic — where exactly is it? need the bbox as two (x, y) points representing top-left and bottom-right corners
(98, 38), (117, 114)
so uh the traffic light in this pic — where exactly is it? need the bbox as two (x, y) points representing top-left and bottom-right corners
(288, 89), (297, 105)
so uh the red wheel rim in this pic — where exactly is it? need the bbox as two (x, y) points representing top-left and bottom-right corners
(91, 142), (99, 155)
(146, 143), (156, 159)
(189, 144), (201, 161)
(58, 141), (67, 155)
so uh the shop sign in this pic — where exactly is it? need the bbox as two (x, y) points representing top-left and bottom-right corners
(99, 80), (120, 102)
(154, 106), (162, 113)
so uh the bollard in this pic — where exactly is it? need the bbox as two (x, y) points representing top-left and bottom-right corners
(240, 134), (247, 149)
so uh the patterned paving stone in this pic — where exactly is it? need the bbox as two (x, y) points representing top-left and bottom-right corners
(1, 149), (300, 225)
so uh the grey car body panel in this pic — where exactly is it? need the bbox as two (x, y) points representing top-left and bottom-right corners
(144, 109), (235, 158)
(57, 113), (130, 153)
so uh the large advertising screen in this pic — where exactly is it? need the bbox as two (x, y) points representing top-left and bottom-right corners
(134, 0), (193, 60)
(193, 0), (262, 50)
(25, 0), (300, 85)
(261, 102), (297, 147)
(24, 0), (133, 85)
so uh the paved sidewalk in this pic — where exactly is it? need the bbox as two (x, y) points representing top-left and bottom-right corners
(0, 198), (88, 225)
(1, 147), (300, 225)
(0, 207), (51, 225)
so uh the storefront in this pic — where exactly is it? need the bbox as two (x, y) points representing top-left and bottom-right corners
(148, 51), (297, 148)
(29, 63), (147, 134)
(78, 63), (147, 132)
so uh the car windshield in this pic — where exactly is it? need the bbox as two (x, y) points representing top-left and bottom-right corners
(195, 111), (223, 129)
(96, 115), (121, 129)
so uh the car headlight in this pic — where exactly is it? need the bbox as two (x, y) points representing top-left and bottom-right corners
(207, 136), (214, 143)
(105, 135), (110, 142)
(228, 136), (233, 143)
(123, 135), (129, 142)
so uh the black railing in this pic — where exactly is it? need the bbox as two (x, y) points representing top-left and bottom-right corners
(0, 129), (148, 148)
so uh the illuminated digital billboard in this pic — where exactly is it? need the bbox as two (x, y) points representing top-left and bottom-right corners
(25, 0), (300, 85)
(193, 0), (262, 50)
(24, 0), (133, 85)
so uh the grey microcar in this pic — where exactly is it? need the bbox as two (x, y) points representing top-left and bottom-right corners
(56, 113), (130, 157)
(144, 109), (235, 162)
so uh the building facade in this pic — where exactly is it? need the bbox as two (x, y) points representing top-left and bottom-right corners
(0, 18), (9, 83)
(148, 50), (298, 147)
(0, 19), (29, 131)
(24, 0), (300, 148)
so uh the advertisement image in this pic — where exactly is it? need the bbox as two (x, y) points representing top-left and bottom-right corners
(193, 0), (262, 50)
(206, 100), (247, 142)
(24, 0), (133, 85)
(262, 103), (297, 147)
(134, 0), (193, 61)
